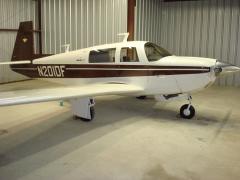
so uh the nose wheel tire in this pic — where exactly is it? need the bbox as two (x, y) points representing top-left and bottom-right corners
(180, 104), (195, 119)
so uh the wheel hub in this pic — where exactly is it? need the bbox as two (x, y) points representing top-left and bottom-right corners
(183, 108), (191, 116)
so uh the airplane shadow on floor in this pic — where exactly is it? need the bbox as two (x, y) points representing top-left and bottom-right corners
(0, 96), (221, 179)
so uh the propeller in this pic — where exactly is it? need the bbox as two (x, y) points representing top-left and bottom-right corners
(214, 61), (240, 76)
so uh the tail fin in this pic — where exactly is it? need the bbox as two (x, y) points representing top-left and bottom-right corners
(11, 21), (52, 62)
(12, 21), (34, 61)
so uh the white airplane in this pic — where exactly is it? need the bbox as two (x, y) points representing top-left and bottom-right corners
(0, 21), (239, 121)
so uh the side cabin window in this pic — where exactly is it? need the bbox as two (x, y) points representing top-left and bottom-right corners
(120, 47), (139, 62)
(89, 48), (116, 63)
(145, 43), (171, 62)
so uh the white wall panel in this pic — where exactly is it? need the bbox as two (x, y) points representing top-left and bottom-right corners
(135, 0), (240, 86)
(41, 0), (128, 54)
(0, 0), (37, 83)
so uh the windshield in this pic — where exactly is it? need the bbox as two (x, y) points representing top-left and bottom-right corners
(145, 42), (171, 62)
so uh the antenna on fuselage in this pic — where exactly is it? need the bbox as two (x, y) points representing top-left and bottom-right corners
(62, 44), (70, 52)
(117, 33), (129, 42)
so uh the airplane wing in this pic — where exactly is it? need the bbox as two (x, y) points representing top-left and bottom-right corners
(0, 83), (143, 106)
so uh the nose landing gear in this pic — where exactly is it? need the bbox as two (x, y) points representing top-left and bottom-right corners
(180, 95), (195, 119)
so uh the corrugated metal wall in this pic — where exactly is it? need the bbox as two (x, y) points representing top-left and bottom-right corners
(135, 0), (240, 86)
(0, 0), (37, 83)
(41, 0), (128, 54)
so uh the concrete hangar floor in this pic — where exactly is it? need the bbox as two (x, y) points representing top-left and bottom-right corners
(0, 80), (240, 180)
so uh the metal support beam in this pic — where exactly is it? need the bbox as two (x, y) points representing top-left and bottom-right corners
(37, 0), (42, 54)
(127, 0), (136, 41)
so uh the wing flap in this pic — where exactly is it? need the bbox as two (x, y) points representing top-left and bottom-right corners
(0, 83), (143, 106)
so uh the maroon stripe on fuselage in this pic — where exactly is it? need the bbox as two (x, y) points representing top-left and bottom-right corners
(52, 64), (209, 69)
(11, 64), (211, 78)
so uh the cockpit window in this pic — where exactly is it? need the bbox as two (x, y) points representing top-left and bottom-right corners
(145, 43), (171, 62)
(89, 48), (115, 63)
(120, 47), (139, 62)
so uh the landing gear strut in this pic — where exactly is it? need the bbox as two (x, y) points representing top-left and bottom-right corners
(180, 95), (195, 119)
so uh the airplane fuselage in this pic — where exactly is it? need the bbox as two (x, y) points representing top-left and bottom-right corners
(11, 41), (217, 96)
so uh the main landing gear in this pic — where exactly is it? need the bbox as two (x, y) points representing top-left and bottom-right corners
(70, 97), (95, 122)
(180, 95), (195, 119)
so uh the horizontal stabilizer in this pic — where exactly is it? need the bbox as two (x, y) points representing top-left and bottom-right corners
(0, 60), (31, 65)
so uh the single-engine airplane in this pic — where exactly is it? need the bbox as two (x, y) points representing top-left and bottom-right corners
(0, 21), (239, 121)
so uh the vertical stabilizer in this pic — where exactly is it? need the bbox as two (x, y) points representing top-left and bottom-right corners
(12, 21), (34, 61)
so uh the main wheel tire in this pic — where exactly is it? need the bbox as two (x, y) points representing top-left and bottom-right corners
(90, 107), (95, 119)
(180, 104), (195, 119)
(136, 96), (147, 100)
